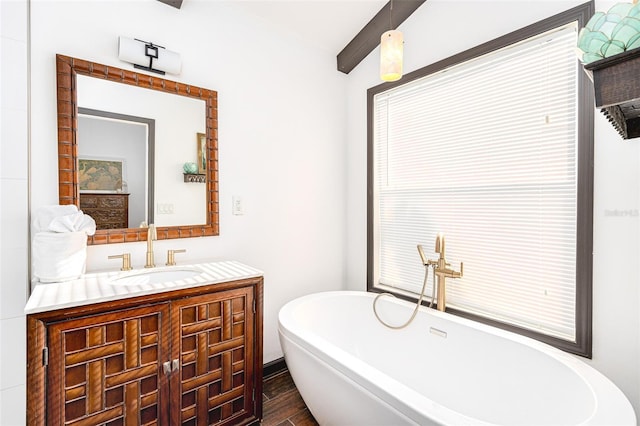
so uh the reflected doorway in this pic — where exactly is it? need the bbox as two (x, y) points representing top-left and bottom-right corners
(77, 108), (155, 229)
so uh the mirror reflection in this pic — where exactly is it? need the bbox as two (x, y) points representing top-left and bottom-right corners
(76, 75), (206, 230)
(78, 108), (153, 229)
(56, 54), (219, 244)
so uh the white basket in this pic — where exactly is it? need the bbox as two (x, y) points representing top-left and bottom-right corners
(33, 231), (88, 283)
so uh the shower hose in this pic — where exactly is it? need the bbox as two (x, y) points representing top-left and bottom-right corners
(373, 263), (435, 329)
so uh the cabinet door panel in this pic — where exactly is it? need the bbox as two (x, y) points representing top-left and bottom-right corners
(47, 304), (170, 425)
(171, 287), (256, 426)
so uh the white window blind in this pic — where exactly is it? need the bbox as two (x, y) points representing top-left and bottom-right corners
(372, 23), (579, 341)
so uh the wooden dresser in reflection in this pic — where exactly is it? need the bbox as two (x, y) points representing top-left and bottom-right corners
(80, 193), (129, 229)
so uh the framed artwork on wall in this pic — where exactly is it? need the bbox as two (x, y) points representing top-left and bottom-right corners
(197, 132), (207, 174)
(78, 157), (126, 192)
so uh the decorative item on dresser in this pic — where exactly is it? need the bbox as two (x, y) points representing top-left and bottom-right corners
(80, 193), (129, 229)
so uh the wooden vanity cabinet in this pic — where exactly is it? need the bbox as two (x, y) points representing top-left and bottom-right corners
(170, 287), (259, 425)
(27, 277), (263, 426)
(46, 304), (171, 425)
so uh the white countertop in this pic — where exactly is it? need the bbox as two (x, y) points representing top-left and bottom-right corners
(25, 260), (263, 315)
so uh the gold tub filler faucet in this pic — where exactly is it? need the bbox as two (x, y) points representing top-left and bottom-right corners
(419, 233), (463, 312)
(373, 233), (464, 329)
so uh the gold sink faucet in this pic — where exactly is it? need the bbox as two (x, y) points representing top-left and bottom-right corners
(166, 249), (186, 266)
(145, 223), (157, 268)
(426, 233), (463, 312)
(108, 253), (132, 271)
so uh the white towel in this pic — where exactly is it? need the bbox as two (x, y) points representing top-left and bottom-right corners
(49, 212), (96, 235)
(33, 205), (96, 235)
(32, 205), (96, 282)
(33, 231), (88, 282)
(32, 205), (78, 233)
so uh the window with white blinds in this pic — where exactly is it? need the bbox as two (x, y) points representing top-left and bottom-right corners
(369, 10), (593, 353)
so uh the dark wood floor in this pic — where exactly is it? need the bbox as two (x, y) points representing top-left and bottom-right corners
(262, 369), (319, 426)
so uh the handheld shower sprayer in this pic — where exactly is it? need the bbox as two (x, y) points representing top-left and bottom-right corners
(373, 244), (436, 329)
(417, 244), (428, 265)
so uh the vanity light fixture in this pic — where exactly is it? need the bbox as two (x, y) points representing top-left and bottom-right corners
(380, 0), (403, 82)
(118, 36), (182, 75)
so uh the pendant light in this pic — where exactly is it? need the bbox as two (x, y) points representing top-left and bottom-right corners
(380, 0), (403, 82)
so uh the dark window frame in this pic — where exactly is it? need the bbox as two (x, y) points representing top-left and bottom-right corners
(366, 1), (595, 358)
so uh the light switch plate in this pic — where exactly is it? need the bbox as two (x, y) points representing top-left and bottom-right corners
(157, 203), (174, 214)
(232, 196), (244, 215)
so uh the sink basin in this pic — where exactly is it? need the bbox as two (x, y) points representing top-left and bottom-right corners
(110, 267), (202, 286)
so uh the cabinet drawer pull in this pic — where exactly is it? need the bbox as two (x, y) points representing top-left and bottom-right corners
(162, 361), (172, 375)
(172, 359), (180, 372)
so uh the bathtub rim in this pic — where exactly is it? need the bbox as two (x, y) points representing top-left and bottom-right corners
(280, 331), (424, 425)
(278, 290), (637, 426)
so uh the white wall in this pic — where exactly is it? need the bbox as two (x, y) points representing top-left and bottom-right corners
(0, 0), (28, 423)
(28, 0), (346, 371)
(345, 0), (640, 418)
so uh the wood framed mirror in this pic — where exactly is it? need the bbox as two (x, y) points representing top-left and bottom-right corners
(56, 54), (219, 245)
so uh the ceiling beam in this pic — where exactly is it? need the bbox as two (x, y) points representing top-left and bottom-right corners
(337, 0), (426, 74)
(156, 0), (183, 9)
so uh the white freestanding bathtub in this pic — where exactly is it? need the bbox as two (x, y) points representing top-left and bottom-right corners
(278, 291), (636, 425)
